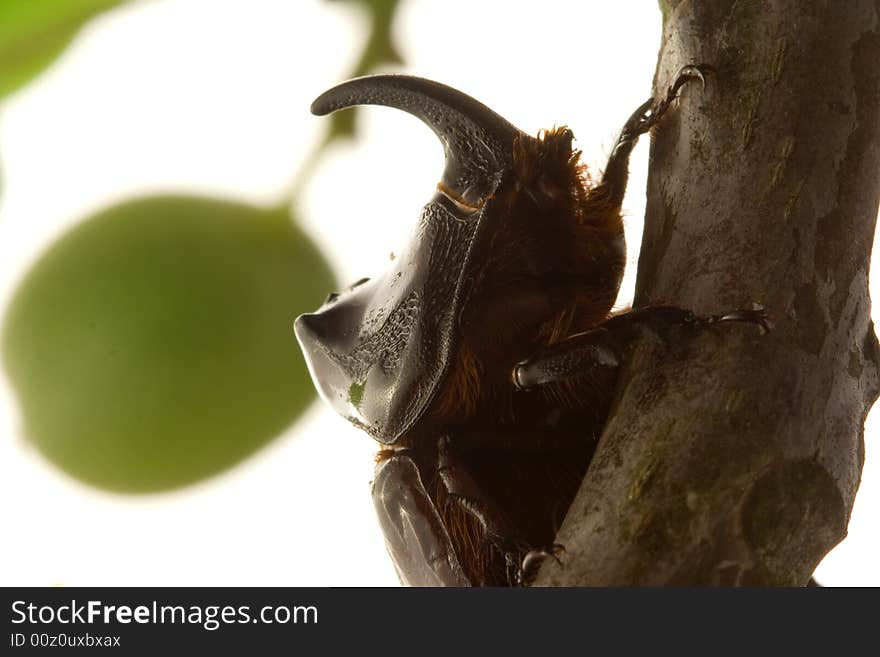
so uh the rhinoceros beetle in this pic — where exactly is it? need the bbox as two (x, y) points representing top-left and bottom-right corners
(295, 69), (767, 586)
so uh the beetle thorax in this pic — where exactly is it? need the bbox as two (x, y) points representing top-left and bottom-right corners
(423, 128), (626, 433)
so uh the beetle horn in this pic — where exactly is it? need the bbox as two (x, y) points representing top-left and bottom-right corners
(311, 75), (531, 208)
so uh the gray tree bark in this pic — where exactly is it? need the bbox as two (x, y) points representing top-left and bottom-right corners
(536, 0), (880, 586)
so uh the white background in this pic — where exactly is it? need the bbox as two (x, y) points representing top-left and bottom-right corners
(0, 0), (876, 586)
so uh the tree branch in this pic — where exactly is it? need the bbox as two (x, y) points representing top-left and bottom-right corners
(536, 0), (880, 586)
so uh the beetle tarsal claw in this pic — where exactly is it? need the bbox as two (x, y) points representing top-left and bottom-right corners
(638, 63), (714, 134)
(691, 305), (772, 335)
(674, 63), (709, 91)
(518, 544), (566, 586)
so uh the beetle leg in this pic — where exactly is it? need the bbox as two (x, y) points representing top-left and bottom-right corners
(437, 436), (521, 546)
(513, 304), (769, 390)
(598, 64), (712, 207)
(437, 436), (562, 584)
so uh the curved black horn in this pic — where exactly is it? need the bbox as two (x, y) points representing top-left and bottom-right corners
(311, 75), (531, 207)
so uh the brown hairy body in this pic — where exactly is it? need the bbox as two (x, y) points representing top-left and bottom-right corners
(400, 128), (627, 585)
(432, 128), (625, 424)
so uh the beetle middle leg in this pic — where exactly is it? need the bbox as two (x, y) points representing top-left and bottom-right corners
(513, 305), (769, 390)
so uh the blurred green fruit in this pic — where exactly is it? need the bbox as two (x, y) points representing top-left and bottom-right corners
(2, 196), (335, 492)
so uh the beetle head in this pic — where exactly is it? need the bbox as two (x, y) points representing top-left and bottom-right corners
(295, 75), (534, 444)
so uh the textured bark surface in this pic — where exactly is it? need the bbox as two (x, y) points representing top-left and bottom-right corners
(536, 0), (880, 586)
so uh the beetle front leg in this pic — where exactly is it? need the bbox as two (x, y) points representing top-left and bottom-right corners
(513, 305), (769, 390)
(598, 64), (711, 206)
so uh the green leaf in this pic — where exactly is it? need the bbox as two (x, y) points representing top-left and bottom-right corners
(0, 0), (124, 100)
(3, 196), (336, 492)
(347, 0), (404, 76)
(324, 0), (404, 143)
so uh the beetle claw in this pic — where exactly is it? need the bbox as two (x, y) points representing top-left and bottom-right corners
(672, 63), (713, 93)
(642, 63), (713, 133)
(517, 543), (566, 586)
(686, 304), (772, 335)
